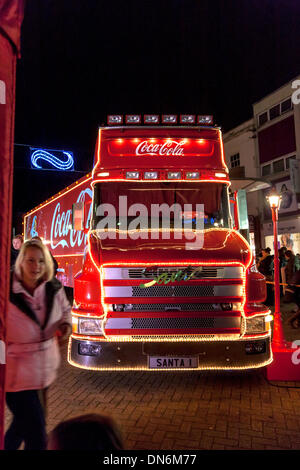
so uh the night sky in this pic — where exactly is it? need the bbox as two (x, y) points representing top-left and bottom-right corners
(12, 0), (300, 232)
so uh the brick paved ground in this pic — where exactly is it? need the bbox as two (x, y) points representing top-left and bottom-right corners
(5, 302), (300, 450)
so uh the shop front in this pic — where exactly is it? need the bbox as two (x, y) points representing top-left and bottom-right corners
(262, 176), (300, 254)
(263, 217), (300, 255)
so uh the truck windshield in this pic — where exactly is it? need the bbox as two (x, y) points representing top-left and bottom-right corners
(92, 182), (232, 231)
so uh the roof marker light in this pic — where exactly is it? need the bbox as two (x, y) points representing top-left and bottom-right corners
(144, 115), (159, 124)
(126, 171), (139, 179)
(107, 115), (123, 125)
(180, 114), (196, 124)
(144, 171), (158, 179)
(162, 114), (177, 124)
(125, 115), (141, 124)
(197, 115), (213, 125)
(98, 172), (110, 177)
(168, 171), (181, 179)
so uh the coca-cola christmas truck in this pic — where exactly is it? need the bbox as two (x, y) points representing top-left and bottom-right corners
(24, 114), (273, 371)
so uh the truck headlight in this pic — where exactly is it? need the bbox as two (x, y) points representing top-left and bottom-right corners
(245, 316), (266, 334)
(78, 319), (103, 335)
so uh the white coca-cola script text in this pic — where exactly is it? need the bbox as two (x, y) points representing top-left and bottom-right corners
(136, 140), (185, 156)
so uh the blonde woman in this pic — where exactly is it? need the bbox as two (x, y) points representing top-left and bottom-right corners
(5, 239), (71, 450)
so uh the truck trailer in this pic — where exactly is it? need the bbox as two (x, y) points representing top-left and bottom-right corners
(24, 115), (273, 371)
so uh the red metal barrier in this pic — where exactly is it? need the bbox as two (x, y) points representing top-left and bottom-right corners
(0, 0), (25, 449)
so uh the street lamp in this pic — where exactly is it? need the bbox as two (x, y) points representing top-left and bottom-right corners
(266, 188), (285, 345)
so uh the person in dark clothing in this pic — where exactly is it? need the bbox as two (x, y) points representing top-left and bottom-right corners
(284, 250), (296, 285)
(11, 234), (23, 267)
(257, 248), (273, 276)
(279, 246), (287, 296)
(282, 266), (300, 329)
(279, 246), (287, 267)
(257, 248), (274, 306)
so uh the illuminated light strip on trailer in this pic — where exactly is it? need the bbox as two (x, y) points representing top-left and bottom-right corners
(24, 175), (92, 219)
(54, 253), (86, 258)
(67, 336), (273, 371)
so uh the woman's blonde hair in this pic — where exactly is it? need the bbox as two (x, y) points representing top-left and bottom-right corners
(14, 239), (54, 282)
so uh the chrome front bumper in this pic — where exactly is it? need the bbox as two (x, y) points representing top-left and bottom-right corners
(68, 336), (272, 371)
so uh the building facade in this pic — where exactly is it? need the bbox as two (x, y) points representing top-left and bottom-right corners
(253, 75), (300, 255)
(224, 74), (300, 256)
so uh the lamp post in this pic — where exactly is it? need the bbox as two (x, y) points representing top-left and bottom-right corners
(267, 188), (285, 346)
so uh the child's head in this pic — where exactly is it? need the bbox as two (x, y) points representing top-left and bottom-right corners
(47, 414), (123, 450)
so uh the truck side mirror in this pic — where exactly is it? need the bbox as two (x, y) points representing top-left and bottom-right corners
(236, 189), (250, 243)
(229, 196), (239, 230)
(72, 202), (84, 231)
(236, 190), (249, 231)
(230, 190), (249, 237)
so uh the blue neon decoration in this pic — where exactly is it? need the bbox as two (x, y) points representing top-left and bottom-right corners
(30, 148), (74, 171)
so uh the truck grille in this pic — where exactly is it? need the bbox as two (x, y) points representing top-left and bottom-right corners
(132, 285), (214, 297)
(132, 318), (215, 329)
(129, 303), (222, 312)
(103, 265), (244, 338)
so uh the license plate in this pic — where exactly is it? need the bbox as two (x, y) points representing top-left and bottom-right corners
(148, 356), (199, 369)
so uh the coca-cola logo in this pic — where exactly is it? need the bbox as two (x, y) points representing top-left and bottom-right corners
(136, 140), (185, 156)
(50, 188), (93, 250)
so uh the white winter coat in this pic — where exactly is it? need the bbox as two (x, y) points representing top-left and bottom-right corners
(5, 274), (71, 392)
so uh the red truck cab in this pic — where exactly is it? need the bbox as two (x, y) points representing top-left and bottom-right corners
(68, 119), (272, 371)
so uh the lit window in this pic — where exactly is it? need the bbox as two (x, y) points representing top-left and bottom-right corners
(230, 153), (240, 168)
